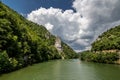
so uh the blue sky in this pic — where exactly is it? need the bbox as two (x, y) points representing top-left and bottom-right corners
(2, 0), (74, 14)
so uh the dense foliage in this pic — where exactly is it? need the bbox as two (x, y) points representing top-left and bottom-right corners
(0, 2), (77, 73)
(80, 51), (119, 64)
(62, 42), (78, 59)
(80, 23), (120, 64)
(92, 25), (120, 51)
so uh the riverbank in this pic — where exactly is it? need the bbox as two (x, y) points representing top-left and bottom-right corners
(80, 51), (120, 64)
(115, 59), (120, 64)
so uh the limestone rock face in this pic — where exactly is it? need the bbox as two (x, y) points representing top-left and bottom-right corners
(54, 37), (65, 59)
(55, 37), (62, 52)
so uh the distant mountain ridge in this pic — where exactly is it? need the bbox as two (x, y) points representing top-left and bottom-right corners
(0, 2), (77, 74)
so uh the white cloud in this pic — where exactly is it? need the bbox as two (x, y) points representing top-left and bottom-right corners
(45, 23), (54, 31)
(27, 0), (120, 52)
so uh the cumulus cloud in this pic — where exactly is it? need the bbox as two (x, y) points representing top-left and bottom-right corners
(27, 0), (120, 52)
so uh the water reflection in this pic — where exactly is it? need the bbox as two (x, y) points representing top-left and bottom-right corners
(0, 59), (120, 80)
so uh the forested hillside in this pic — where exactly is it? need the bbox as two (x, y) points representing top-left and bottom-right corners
(92, 25), (120, 51)
(80, 25), (120, 64)
(0, 2), (77, 73)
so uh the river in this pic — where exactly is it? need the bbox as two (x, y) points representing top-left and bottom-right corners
(0, 59), (120, 80)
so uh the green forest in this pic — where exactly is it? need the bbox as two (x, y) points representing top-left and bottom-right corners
(0, 2), (77, 74)
(80, 25), (120, 64)
(80, 51), (119, 64)
(92, 25), (120, 51)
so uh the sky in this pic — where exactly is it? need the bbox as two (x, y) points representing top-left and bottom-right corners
(2, 0), (74, 14)
(2, 0), (120, 52)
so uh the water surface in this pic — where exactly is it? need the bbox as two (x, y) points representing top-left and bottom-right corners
(0, 59), (120, 80)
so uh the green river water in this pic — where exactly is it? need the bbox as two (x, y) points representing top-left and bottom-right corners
(0, 59), (120, 80)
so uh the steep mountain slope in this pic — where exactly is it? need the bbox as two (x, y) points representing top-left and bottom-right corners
(0, 2), (77, 73)
(80, 25), (120, 64)
(91, 25), (120, 51)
